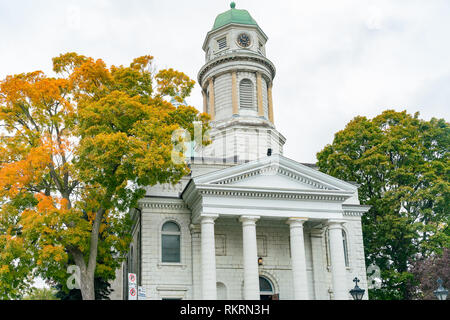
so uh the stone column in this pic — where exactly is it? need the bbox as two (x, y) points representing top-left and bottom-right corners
(208, 78), (215, 120)
(256, 72), (264, 117)
(287, 218), (309, 300)
(328, 220), (348, 300)
(310, 228), (326, 300)
(240, 215), (260, 300)
(201, 215), (218, 299)
(267, 82), (274, 123)
(231, 71), (239, 116)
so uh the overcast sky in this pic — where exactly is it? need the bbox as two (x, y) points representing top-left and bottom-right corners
(1, 0), (449, 163)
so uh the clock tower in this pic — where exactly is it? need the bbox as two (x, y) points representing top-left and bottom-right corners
(198, 2), (285, 161)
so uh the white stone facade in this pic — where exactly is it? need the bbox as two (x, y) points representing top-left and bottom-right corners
(199, 118), (286, 161)
(112, 4), (370, 301)
(116, 156), (370, 300)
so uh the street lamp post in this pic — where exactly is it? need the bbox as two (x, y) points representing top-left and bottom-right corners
(349, 277), (365, 300)
(433, 278), (448, 301)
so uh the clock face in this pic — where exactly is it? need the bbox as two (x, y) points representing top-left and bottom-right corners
(237, 33), (251, 48)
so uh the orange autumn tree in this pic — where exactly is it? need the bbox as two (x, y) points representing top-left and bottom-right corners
(0, 53), (209, 300)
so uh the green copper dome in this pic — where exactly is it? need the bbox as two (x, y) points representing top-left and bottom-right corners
(212, 3), (259, 30)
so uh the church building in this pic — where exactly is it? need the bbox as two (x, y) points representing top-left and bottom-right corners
(116, 3), (370, 300)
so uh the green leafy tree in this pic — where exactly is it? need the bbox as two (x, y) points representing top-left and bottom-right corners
(0, 53), (210, 300)
(317, 110), (449, 299)
(23, 287), (58, 300)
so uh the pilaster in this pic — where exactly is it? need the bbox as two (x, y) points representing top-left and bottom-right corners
(256, 72), (264, 117)
(208, 78), (215, 120)
(232, 71), (239, 116)
(268, 82), (274, 123)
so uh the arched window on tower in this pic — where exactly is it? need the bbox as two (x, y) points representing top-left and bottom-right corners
(239, 79), (254, 110)
(161, 221), (181, 263)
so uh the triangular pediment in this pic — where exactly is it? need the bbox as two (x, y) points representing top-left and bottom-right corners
(193, 155), (357, 192)
(226, 172), (318, 190)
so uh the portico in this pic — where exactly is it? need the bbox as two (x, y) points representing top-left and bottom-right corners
(196, 215), (350, 300)
(182, 155), (367, 300)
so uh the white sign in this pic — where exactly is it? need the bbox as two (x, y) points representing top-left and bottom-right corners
(138, 286), (146, 300)
(128, 273), (137, 285)
(128, 273), (137, 300)
(128, 285), (137, 300)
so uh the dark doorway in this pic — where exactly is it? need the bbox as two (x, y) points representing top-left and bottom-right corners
(259, 276), (277, 300)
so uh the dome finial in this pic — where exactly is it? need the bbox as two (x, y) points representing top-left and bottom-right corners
(230, 2), (236, 9)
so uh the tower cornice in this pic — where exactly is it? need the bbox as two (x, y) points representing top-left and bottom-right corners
(202, 23), (268, 51)
(198, 51), (276, 87)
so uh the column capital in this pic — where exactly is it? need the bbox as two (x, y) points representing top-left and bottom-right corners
(239, 215), (260, 224)
(200, 214), (219, 224)
(287, 217), (308, 226)
(327, 219), (346, 230)
(189, 223), (201, 234)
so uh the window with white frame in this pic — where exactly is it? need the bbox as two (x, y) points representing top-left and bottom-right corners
(161, 221), (181, 263)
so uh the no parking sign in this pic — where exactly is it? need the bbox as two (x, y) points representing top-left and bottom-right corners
(128, 273), (137, 300)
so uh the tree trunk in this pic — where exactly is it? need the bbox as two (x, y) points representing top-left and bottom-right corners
(79, 272), (95, 300)
(70, 247), (95, 300)
(69, 208), (105, 300)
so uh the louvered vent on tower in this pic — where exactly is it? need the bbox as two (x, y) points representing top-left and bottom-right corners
(217, 37), (227, 50)
(239, 79), (254, 109)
